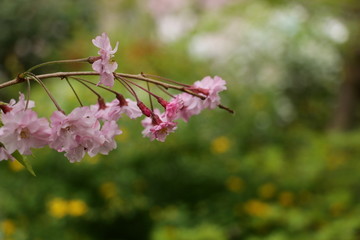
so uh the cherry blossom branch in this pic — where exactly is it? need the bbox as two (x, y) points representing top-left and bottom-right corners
(0, 71), (234, 113)
(0, 32), (234, 170)
(0, 71), (99, 89)
(26, 57), (98, 72)
(0, 72), (178, 90)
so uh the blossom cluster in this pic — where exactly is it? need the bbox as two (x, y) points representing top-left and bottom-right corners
(0, 33), (229, 163)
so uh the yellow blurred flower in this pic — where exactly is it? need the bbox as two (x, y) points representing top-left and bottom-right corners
(278, 191), (294, 207)
(100, 182), (118, 199)
(258, 183), (276, 199)
(8, 160), (24, 172)
(244, 200), (270, 217)
(1, 219), (15, 236)
(68, 199), (88, 217)
(48, 198), (68, 218)
(225, 176), (243, 193)
(211, 136), (231, 154)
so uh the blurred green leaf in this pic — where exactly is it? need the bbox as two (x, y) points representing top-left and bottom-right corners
(12, 151), (36, 177)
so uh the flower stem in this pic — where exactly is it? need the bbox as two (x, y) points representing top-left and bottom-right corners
(26, 57), (93, 72)
(156, 85), (175, 98)
(71, 76), (119, 95)
(122, 78), (162, 100)
(115, 76), (139, 102)
(65, 77), (83, 107)
(28, 74), (64, 113)
(147, 82), (154, 111)
(0, 71), (234, 114)
(25, 78), (31, 110)
(71, 77), (102, 99)
(141, 73), (191, 87)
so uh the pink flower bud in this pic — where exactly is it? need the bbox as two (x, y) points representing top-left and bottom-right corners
(0, 104), (13, 114)
(157, 97), (169, 108)
(137, 102), (152, 117)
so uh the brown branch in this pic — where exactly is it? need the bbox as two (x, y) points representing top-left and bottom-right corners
(0, 71), (99, 89)
(0, 71), (234, 114)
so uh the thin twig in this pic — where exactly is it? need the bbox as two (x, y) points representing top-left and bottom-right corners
(65, 77), (83, 107)
(25, 78), (31, 110)
(26, 57), (92, 72)
(70, 77), (102, 98)
(115, 76), (139, 101)
(218, 104), (235, 114)
(147, 82), (154, 111)
(122, 78), (160, 99)
(29, 74), (64, 113)
(156, 85), (175, 98)
(71, 76), (119, 95)
(141, 73), (191, 87)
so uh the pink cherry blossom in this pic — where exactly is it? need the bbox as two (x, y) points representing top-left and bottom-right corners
(0, 109), (51, 155)
(172, 76), (227, 121)
(92, 33), (119, 87)
(116, 99), (142, 119)
(88, 121), (122, 156)
(64, 146), (87, 163)
(90, 98), (142, 121)
(141, 109), (177, 142)
(103, 98), (142, 120)
(174, 92), (204, 122)
(1, 93), (35, 114)
(165, 95), (184, 121)
(193, 76), (226, 109)
(89, 102), (113, 121)
(49, 107), (104, 162)
(141, 114), (153, 138)
(0, 147), (13, 161)
(150, 120), (177, 142)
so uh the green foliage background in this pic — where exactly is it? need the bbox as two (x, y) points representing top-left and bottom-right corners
(1, 0), (359, 240)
